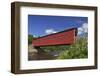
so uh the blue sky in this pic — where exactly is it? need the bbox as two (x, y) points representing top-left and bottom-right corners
(28, 15), (88, 37)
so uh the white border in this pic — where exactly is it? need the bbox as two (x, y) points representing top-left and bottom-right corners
(20, 6), (95, 70)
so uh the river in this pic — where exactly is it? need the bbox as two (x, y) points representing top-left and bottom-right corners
(28, 51), (59, 60)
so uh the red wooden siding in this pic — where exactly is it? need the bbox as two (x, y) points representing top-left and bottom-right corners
(32, 28), (77, 47)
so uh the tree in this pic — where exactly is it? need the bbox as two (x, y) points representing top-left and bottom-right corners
(28, 34), (33, 44)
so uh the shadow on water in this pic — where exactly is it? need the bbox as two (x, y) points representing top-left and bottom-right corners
(28, 47), (58, 60)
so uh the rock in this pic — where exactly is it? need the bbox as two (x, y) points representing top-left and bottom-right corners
(28, 44), (38, 53)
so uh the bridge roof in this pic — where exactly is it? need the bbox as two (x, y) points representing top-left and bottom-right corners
(33, 28), (77, 40)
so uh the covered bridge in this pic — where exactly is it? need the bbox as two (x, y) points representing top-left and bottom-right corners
(32, 28), (77, 47)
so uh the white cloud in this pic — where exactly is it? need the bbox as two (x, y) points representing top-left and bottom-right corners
(78, 23), (88, 35)
(33, 35), (38, 37)
(45, 29), (57, 34)
(82, 23), (88, 33)
(78, 27), (83, 35)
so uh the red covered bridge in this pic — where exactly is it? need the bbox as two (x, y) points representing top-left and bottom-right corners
(32, 28), (77, 47)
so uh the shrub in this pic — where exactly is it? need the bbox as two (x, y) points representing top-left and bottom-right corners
(40, 45), (70, 52)
(58, 37), (88, 59)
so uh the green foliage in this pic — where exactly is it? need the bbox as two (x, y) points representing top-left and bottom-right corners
(40, 45), (69, 52)
(28, 35), (33, 44)
(28, 34), (38, 44)
(58, 37), (88, 59)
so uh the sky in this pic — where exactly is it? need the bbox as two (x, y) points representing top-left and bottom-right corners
(28, 15), (88, 37)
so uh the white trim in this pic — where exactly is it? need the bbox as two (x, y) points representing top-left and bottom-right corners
(20, 6), (95, 70)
